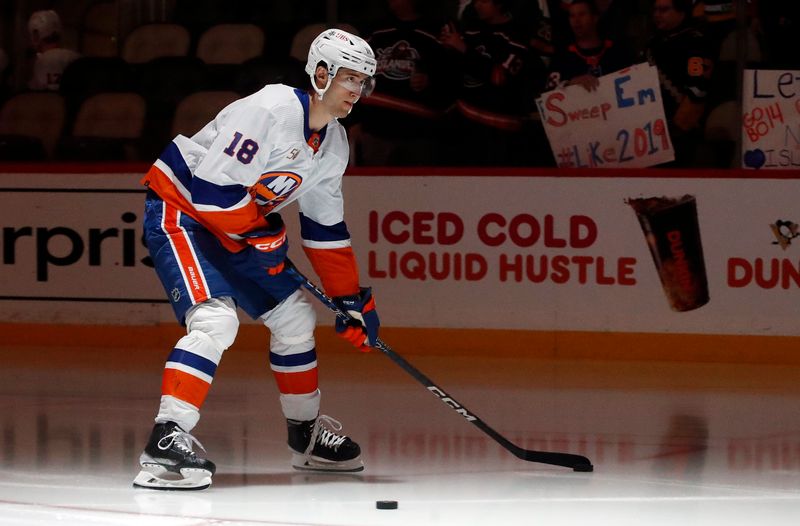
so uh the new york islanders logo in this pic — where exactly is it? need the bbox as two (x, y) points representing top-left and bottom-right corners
(249, 172), (303, 209)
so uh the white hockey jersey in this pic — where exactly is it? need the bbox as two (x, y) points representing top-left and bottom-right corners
(28, 47), (80, 91)
(142, 84), (361, 296)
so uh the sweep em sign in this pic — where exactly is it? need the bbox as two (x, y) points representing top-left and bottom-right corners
(536, 62), (675, 168)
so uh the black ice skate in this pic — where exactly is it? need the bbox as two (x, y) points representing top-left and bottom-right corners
(288, 415), (364, 472)
(133, 421), (216, 490)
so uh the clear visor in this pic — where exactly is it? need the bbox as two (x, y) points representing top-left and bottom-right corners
(334, 73), (376, 98)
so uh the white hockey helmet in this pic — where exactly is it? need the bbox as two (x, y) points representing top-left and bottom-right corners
(28, 10), (62, 46)
(306, 28), (376, 98)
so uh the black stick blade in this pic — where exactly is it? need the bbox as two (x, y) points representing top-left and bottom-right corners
(521, 450), (593, 471)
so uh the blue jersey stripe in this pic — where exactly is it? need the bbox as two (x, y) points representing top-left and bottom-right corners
(300, 213), (350, 242)
(159, 142), (192, 189)
(269, 349), (317, 367)
(191, 176), (249, 209)
(167, 348), (218, 377)
(294, 89), (327, 145)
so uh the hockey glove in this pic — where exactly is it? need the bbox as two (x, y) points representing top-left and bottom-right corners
(333, 287), (380, 352)
(242, 213), (288, 275)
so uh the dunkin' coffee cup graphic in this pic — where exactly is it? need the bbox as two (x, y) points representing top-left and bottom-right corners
(627, 195), (710, 312)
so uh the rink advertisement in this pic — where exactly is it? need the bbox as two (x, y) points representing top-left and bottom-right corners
(741, 68), (800, 170)
(0, 169), (799, 337)
(536, 63), (675, 168)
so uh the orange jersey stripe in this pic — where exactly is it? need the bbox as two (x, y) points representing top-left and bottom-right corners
(272, 368), (319, 395)
(161, 368), (212, 409)
(302, 246), (360, 297)
(143, 165), (269, 253)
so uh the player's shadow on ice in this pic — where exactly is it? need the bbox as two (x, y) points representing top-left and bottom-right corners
(212, 472), (402, 487)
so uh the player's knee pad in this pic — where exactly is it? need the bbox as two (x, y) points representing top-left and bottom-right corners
(185, 296), (239, 353)
(261, 290), (316, 351)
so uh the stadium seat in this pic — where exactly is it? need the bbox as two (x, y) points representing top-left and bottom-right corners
(234, 56), (298, 95)
(0, 92), (65, 159)
(289, 23), (327, 63)
(122, 24), (191, 64)
(134, 56), (211, 156)
(79, 0), (118, 57)
(58, 92), (146, 160)
(59, 56), (134, 128)
(196, 24), (265, 65)
(135, 56), (209, 101)
(171, 91), (239, 138)
(288, 23), (361, 70)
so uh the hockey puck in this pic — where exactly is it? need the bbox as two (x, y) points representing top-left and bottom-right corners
(573, 463), (594, 472)
(376, 500), (398, 510)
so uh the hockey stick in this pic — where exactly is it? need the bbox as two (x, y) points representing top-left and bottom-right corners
(284, 260), (594, 472)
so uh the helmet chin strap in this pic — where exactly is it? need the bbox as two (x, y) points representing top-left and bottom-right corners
(311, 73), (334, 100)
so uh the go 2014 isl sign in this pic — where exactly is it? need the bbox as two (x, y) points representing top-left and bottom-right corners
(536, 63), (675, 168)
(741, 69), (800, 169)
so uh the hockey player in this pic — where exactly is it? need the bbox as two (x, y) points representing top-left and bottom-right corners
(133, 28), (380, 490)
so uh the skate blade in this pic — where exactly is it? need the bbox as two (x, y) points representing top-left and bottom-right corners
(291, 453), (365, 473)
(133, 465), (212, 491)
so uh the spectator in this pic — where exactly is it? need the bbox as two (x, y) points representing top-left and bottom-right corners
(353, 0), (455, 165)
(528, 1), (556, 65)
(27, 10), (80, 92)
(440, 0), (549, 166)
(644, 0), (714, 166)
(546, 0), (637, 50)
(546, 0), (634, 91)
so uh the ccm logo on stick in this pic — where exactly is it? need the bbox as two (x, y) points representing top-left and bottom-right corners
(428, 386), (477, 422)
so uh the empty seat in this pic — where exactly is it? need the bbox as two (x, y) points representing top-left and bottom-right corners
(196, 24), (265, 65)
(59, 56), (134, 127)
(80, 0), (118, 57)
(171, 91), (239, 138)
(58, 92), (146, 160)
(122, 24), (191, 64)
(289, 23), (327, 63)
(60, 56), (133, 100)
(72, 92), (145, 138)
(234, 56), (297, 95)
(0, 92), (66, 158)
(289, 23), (361, 63)
(136, 56), (210, 109)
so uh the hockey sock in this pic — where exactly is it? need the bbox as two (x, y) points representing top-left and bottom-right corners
(270, 346), (319, 395)
(280, 389), (321, 422)
(160, 330), (223, 416)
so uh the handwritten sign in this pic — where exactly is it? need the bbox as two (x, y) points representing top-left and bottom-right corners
(536, 63), (674, 168)
(741, 69), (800, 169)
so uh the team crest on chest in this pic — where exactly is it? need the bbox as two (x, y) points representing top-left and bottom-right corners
(249, 172), (303, 208)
